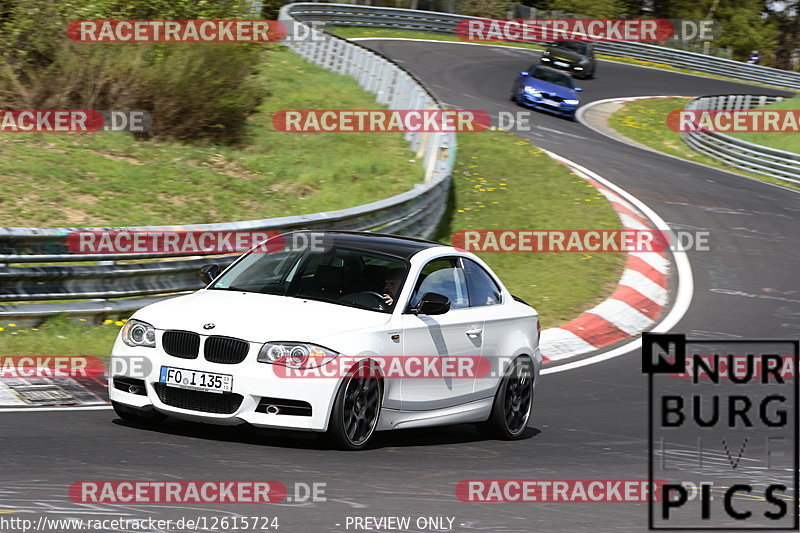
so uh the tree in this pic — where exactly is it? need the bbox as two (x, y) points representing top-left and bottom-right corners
(768, 0), (799, 69)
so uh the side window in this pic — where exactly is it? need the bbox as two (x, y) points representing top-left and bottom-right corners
(464, 259), (502, 307)
(410, 258), (469, 310)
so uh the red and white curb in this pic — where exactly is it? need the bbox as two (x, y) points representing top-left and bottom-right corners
(540, 151), (680, 364)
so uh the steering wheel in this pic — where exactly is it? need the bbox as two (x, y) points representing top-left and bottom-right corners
(341, 291), (389, 311)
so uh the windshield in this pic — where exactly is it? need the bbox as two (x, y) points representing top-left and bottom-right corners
(531, 68), (574, 88)
(209, 246), (409, 313)
(555, 41), (588, 54)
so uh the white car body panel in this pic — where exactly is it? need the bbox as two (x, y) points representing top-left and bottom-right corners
(110, 239), (541, 435)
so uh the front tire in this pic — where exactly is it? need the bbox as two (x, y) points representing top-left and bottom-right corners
(112, 401), (166, 424)
(327, 360), (383, 450)
(480, 356), (534, 440)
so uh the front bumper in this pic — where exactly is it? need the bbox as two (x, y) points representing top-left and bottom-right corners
(540, 58), (586, 76)
(519, 92), (578, 117)
(109, 339), (343, 432)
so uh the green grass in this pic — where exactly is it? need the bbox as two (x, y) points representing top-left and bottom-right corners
(439, 130), (625, 327)
(0, 316), (122, 358)
(726, 95), (800, 154)
(607, 97), (800, 191)
(329, 26), (794, 91)
(0, 44), (420, 227)
(1, 130), (626, 355)
(331, 26), (545, 52)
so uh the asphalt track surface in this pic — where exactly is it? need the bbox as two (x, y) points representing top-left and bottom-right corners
(1, 41), (799, 533)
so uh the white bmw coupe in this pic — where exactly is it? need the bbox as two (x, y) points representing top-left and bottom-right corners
(110, 231), (541, 449)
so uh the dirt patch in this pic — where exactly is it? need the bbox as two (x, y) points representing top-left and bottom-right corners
(270, 181), (318, 197)
(84, 150), (144, 165)
(200, 154), (261, 181)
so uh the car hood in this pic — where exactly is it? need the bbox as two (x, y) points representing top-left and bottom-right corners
(548, 48), (584, 63)
(523, 77), (578, 99)
(133, 290), (391, 343)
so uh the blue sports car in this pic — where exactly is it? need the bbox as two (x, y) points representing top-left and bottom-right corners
(511, 65), (582, 120)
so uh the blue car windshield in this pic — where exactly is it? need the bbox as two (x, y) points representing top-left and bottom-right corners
(531, 68), (574, 89)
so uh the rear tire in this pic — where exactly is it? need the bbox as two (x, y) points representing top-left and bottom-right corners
(327, 360), (383, 450)
(479, 356), (534, 440)
(112, 401), (166, 424)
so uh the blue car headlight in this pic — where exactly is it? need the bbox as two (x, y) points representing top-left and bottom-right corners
(523, 86), (541, 96)
(563, 99), (580, 105)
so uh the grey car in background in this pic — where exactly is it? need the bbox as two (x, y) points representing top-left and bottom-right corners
(540, 41), (596, 79)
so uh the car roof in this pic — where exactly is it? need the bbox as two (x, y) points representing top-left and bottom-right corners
(283, 230), (442, 260)
(532, 65), (569, 77)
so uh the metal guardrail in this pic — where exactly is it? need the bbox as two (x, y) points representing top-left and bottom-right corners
(0, 6), (456, 324)
(681, 95), (800, 184)
(288, 3), (800, 91)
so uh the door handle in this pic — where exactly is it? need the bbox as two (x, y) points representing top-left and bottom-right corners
(466, 327), (483, 338)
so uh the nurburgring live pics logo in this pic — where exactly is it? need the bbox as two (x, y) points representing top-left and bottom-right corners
(643, 333), (799, 529)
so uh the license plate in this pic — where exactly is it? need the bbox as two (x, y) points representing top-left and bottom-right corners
(543, 99), (556, 106)
(159, 366), (232, 394)
(554, 61), (569, 67)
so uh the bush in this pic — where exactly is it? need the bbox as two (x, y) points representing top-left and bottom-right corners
(459, 0), (510, 18)
(0, 0), (264, 144)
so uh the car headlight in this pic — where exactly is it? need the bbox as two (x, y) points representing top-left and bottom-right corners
(564, 99), (580, 105)
(121, 319), (156, 348)
(541, 56), (550, 61)
(524, 86), (540, 95)
(258, 342), (338, 369)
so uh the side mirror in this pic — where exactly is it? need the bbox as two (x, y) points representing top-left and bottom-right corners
(575, 87), (583, 92)
(199, 264), (221, 286)
(412, 292), (451, 316)
(519, 71), (529, 76)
